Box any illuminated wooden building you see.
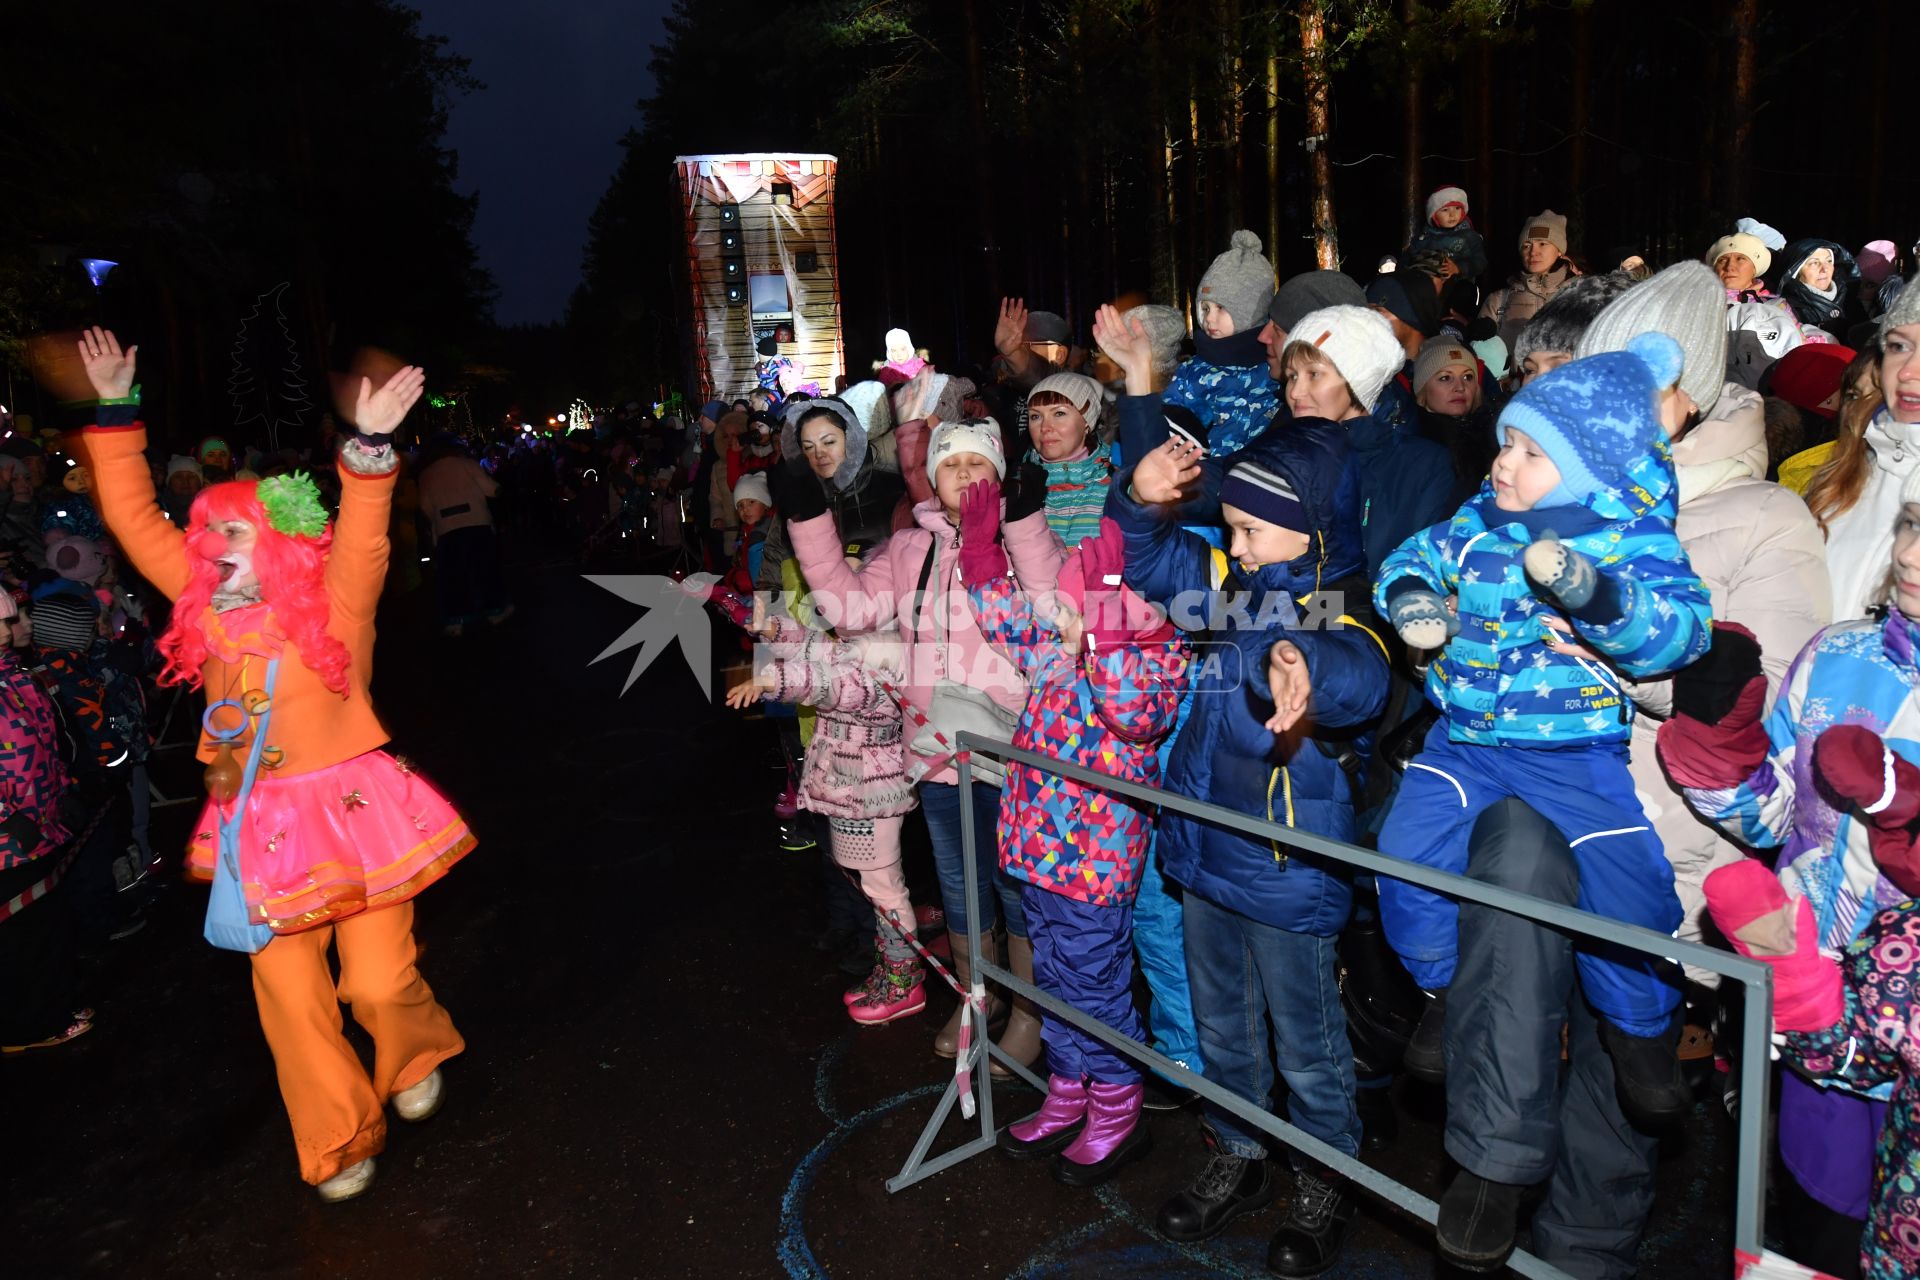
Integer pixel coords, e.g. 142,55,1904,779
672,153,844,404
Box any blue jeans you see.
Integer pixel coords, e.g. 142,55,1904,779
1183,888,1359,1164
918,779,1025,938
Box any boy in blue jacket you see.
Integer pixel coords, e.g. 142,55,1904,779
1372,333,1712,1127
1110,422,1389,1278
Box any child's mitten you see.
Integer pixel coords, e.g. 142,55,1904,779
1522,534,1622,621
1702,860,1844,1033
1656,622,1771,790
1072,519,1164,653
957,478,1009,585
1384,578,1458,651
1812,724,1920,897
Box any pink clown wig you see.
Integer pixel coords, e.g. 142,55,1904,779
158,481,351,695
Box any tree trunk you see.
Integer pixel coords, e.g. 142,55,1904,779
1867,0,1890,224
1726,0,1757,216
1266,42,1281,268
1698,0,1721,213
1145,0,1177,303
1221,0,1245,232
1300,3,1338,269
1569,2,1591,231
960,0,1000,307
1188,80,1204,313
1401,0,1422,245
1472,37,1493,235
1068,7,1090,325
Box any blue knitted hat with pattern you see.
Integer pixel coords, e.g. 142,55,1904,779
1496,332,1683,505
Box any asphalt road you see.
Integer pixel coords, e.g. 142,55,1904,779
4,534,1741,1279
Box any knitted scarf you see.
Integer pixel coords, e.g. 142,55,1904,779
1034,444,1115,546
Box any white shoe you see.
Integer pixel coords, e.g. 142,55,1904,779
392,1067,445,1122
317,1157,376,1202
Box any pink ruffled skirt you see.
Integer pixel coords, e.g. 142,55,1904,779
187,749,475,933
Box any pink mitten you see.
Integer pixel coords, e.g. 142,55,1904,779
957,478,1009,585
1702,860,1845,1033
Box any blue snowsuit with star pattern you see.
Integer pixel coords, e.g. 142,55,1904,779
1370,442,1712,1037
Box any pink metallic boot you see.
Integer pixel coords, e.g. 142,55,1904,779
997,1074,1088,1160
1053,1080,1151,1187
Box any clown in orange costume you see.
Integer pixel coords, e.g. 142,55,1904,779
75,327,475,1203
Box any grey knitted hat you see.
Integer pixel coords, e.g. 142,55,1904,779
1514,272,1637,367
1268,270,1367,336
1198,230,1278,333
1576,262,1729,415
1879,271,1920,337
1128,304,1189,375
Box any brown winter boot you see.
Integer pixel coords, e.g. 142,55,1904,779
933,929,1007,1058
991,933,1045,1079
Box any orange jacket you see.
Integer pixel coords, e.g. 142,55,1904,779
78,411,393,776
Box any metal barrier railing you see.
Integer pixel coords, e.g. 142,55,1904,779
886,732,1776,1280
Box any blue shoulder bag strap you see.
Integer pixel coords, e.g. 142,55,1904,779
204,658,280,954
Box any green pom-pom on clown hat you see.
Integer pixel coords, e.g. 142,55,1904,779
256,472,329,538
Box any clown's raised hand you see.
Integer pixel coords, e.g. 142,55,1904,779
77,326,138,400
353,365,427,437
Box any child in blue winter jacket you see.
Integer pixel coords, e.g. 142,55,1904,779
1109,420,1391,1277
957,499,1188,1188
1161,230,1283,454
1372,332,1713,1127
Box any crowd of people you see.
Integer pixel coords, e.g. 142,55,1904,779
7,193,1918,1280
699,199,1920,1280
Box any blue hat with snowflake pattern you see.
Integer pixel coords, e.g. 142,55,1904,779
1496,332,1683,506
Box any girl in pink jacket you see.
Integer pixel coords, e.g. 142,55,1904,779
726,614,924,1025
784,417,1060,1070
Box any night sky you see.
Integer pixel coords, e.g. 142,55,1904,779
413,0,676,327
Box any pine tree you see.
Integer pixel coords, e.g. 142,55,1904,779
227,282,314,451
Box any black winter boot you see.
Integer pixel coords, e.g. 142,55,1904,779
1435,1168,1525,1272
1155,1150,1277,1242
1266,1170,1357,1278
1402,988,1448,1083
1598,1016,1690,1128
1355,1083,1398,1152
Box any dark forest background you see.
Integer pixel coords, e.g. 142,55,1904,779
1,0,1910,444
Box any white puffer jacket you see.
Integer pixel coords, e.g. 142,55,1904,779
1823,406,1920,622
1623,385,1834,984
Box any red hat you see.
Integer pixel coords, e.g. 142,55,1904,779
1766,342,1856,420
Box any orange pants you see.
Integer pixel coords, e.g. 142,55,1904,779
248,900,463,1184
